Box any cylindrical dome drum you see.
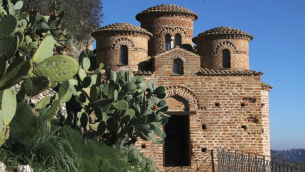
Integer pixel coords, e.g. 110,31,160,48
91,23,152,71
193,26,253,70
136,4,198,56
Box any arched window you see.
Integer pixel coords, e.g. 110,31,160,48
120,45,128,65
173,59,183,74
174,34,181,47
165,34,171,51
222,49,231,68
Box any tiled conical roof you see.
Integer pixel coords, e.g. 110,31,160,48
91,23,153,37
193,26,253,42
136,4,198,21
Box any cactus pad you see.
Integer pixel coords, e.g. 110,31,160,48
112,100,128,110
23,76,50,97
0,110,3,135
0,35,19,60
33,55,79,82
0,88,16,124
0,15,17,39
0,59,33,91
34,96,52,110
45,100,60,119
0,57,7,77
32,36,54,64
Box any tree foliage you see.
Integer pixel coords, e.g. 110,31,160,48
19,0,104,41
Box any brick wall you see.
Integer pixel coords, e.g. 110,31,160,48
195,39,250,70
140,15,196,56
134,49,271,171
95,34,150,71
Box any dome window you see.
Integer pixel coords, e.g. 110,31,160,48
222,49,231,68
165,34,171,51
174,34,181,47
120,45,128,65
173,59,183,75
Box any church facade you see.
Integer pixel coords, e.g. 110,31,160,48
92,4,272,171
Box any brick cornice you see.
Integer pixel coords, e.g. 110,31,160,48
261,82,273,91
154,47,201,58
198,68,263,76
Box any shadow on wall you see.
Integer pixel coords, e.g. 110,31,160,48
181,44,193,51
138,61,152,71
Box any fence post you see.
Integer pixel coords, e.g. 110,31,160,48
241,151,244,172
211,150,215,172
255,154,258,171
263,155,266,172
248,152,251,171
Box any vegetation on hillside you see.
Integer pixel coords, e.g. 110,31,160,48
12,0,103,41
271,149,305,169
0,0,165,171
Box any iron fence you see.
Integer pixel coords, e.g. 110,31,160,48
165,150,215,172
217,149,305,172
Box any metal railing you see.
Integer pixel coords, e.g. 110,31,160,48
165,150,215,172
217,149,305,172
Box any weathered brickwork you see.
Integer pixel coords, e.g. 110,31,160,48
194,39,250,70
140,16,195,56
92,4,272,171
95,35,150,71
134,49,271,171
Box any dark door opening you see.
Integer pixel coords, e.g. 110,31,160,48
164,115,190,166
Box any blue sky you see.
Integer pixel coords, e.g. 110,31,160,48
96,0,305,150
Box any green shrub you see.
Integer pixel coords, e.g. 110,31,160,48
1,102,80,172
62,126,129,172
116,143,156,172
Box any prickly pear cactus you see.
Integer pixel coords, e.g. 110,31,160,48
60,50,169,145
0,88,16,146
0,0,78,147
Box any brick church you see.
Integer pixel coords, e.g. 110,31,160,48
91,4,272,171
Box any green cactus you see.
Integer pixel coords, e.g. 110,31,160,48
34,96,53,110
23,76,50,97
0,88,16,125
60,50,169,145
0,1,78,147
0,88,16,147
0,14,17,38
32,36,54,64
33,55,79,82
0,59,33,91
0,35,19,60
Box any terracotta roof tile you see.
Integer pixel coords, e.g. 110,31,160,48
261,82,273,91
193,26,253,42
136,4,198,21
198,68,263,76
133,70,153,76
91,23,153,37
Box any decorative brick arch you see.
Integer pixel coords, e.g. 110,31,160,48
168,54,187,64
158,27,186,37
213,41,237,54
165,85,200,110
112,38,134,50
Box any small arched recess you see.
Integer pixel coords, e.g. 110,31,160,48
222,49,231,68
